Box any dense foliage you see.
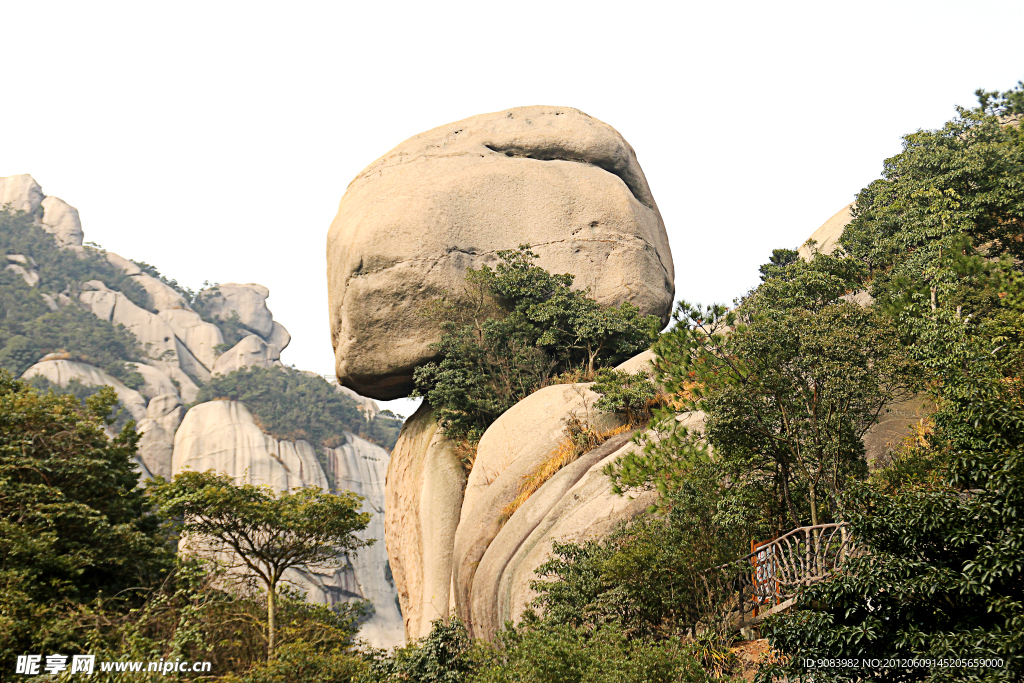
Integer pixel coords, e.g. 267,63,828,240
839,82,1024,310
0,207,150,310
607,252,921,542
197,366,404,455
0,373,171,671
413,246,659,444
756,83,1024,682
0,372,374,681
0,245,146,384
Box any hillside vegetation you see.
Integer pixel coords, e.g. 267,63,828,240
198,366,403,453
2,81,1022,682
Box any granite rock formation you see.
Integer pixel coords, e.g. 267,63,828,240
386,353,660,640
327,106,675,400
2,174,402,648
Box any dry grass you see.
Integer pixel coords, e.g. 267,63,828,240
454,439,479,474
500,422,634,523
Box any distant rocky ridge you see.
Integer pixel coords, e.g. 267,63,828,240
0,174,404,648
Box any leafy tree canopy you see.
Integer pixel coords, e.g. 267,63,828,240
0,372,171,664
413,246,659,444
149,470,372,659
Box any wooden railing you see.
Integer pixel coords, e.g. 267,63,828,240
712,523,858,625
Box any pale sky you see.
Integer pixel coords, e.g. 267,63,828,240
2,1,1022,417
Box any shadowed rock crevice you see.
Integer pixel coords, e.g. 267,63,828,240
482,142,656,211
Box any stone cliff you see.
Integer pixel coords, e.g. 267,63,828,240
1,174,404,648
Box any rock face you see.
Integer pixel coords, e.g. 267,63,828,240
384,404,467,639
798,203,853,259
173,401,405,647
137,394,185,479
327,105,675,400
211,335,281,375
39,196,84,248
159,309,225,372
202,283,275,338
387,353,661,641
0,174,44,213
80,282,180,365
452,381,631,639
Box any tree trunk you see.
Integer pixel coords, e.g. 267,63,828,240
809,482,819,527
267,582,277,661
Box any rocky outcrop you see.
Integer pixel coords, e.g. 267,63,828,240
39,196,84,248
21,359,148,422
266,321,291,354
385,405,467,639
80,282,180,366
159,309,224,371
327,106,675,400
6,255,39,286
172,401,404,647
129,362,181,400
103,251,191,312
0,174,44,213
211,334,281,375
451,382,626,638
386,351,664,641
798,203,853,260
201,283,275,338
137,394,185,479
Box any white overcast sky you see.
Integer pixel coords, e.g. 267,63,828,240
2,1,1022,417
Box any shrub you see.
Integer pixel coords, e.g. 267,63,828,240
413,246,658,445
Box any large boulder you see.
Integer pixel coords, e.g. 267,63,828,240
200,283,275,338
384,404,467,639
39,196,84,248
327,106,675,400
0,174,44,213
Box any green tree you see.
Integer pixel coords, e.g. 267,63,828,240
413,246,658,444
759,309,1024,682
840,82,1024,309
610,255,921,532
0,372,171,670
149,471,372,660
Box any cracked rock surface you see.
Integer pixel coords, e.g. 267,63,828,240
327,105,675,400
